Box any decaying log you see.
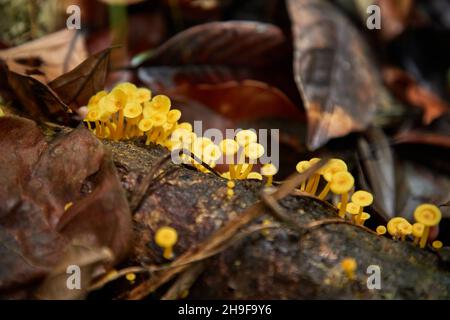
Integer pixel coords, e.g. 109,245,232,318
101,139,450,299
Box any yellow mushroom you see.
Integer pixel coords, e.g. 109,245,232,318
235,130,257,147
359,212,371,226
412,222,424,246
237,142,264,179
330,172,355,218
397,220,412,241
295,161,310,191
318,159,347,200
125,273,136,282
432,240,443,250
376,225,387,236
247,172,263,180
345,202,360,223
341,257,357,280
351,190,374,225
305,158,321,194
219,139,239,179
387,217,409,240
260,163,278,186
155,226,178,260
414,204,442,248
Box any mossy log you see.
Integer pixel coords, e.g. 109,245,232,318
103,139,450,300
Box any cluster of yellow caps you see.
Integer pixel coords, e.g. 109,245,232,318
83,83,187,145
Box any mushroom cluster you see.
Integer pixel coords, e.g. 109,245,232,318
379,204,443,248
83,83,187,147
295,158,373,225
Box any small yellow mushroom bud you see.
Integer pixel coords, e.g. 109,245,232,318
227,188,234,198
432,240,443,250
125,273,136,282
414,204,442,248
260,163,278,186
341,257,357,280
376,225,387,236
155,226,178,260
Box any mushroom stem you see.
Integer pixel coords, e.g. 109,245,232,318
239,163,253,179
338,192,348,219
163,246,173,260
234,150,246,178
305,174,318,193
310,175,320,195
318,182,330,199
356,207,363,224
419,226,430,248
266,175,273,186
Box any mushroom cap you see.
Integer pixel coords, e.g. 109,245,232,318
247,172,263,180
295,161,310,173
167,109,181,123
346,202,360,215
387,217,408,236
329,172,354,194
150,112,167,127
152,94,171,111
351,190,373,207
138,118,153,132
235,130,257,147
376,225,387,235
412,222,425,237
323,159,347,181
177,122,193,132
123,101,143,118
414,204,442,227
341,258,357,272
397,221,412,235
244,142,264,160
114,82,137,96
219,139,239,156
261,163,278,176
155,226,178,247
135,87,152,103
88,90,108,107
360,212,371,221
432,241,443,249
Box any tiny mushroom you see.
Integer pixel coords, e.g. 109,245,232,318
387,217,409,240
359,212,371,226
351,190,373,225
414,204,442,248
295,161,310,191
330,171,355,218
412,223,425,246
261,163,278,186
345,202,360,223
376,225,387,236
341,257,357,280
155,226,178,260
432,241,443,250
318,158,347,200
397,220,412,241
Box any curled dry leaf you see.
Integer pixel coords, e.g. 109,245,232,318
0,116,132,298
1,48,111,123
0,29,87,83
383,67,450,125
133,21,286,68
49,48,112,111
287,0,385,150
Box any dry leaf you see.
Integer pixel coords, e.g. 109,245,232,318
134,21,286,68
0,29,87,83
287,0,385,150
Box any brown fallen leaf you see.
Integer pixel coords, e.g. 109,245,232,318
0,29,87,84
160,80,304,122
49,48,112,111
383,66,450,125
133,21,287,68
287,0,386,150
0,116,132,298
